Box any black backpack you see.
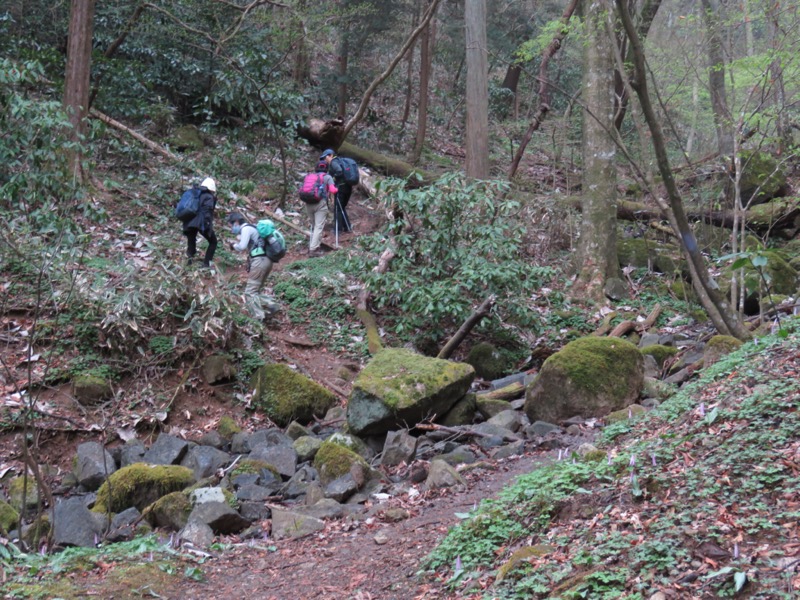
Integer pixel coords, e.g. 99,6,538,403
336,157,360,186
175,185,201,222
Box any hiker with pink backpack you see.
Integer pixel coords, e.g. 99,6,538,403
298,160,338,256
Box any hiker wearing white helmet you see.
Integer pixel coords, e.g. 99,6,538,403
227,212,282,321
183,177,218,269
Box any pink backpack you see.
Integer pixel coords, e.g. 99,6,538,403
298,172,327,203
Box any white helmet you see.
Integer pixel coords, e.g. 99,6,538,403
200,177,216,192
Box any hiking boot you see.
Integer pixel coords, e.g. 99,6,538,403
264,304,282,317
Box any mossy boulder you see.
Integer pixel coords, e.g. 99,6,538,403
747,197,800,230
217,416,241,440
313,440,370,485
347,348,475,436
250,363,338,427
72,374,113,406
168,124,204,151
736,150,787,205
0,499,19,534
466,342,506,380
496,545,556,582
524,336,644,424
640,344,678,367
228,459,280,481
144,491,192,530
8,476,39,513
202,354,236,384
721,251,798,298
704,335,744,368
476,397,512,419
617,238,684,275
93,463,196,513
606,404,646,424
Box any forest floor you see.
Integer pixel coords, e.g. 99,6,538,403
1,188,560,599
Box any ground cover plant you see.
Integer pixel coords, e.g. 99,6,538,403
424,321,800,599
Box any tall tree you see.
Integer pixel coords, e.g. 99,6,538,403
465,0,489,178
409,2,437,164
63,0,96,180
572,0,619,301
700,0,733,156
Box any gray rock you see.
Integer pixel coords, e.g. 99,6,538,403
181,446,231,480
487,410,522,433
249,444,298,479
658,334,674,346
190,487,227,505
638,333,661,349
424,459,466,490
238,502,271,522
142,433,189,465
105,507,141,542
180,520,215,548
475,397,512,419
198,431,224,449
604,277,628,301
491,440,525,459
284,465,319,499
473,422,517,440
230,431,251,454
188,501,250,535
72,375,113,406
235,484,274,502
75,442,117,491
324,474,358,503
53,497,103,548
641,398,661,409
325,432,375,460
524,421,563,439
285,421,311,440
380,430,418,467
489,372,529,390
120,439,146,468
298,498,351,520
439,394,477,427
271,508,325,539
346,348,475,436
232,473,260,489
438,446,478,466
304,482,325,506
293,436,323,462
642,354,660,379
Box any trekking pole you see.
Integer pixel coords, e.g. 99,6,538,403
334,197,339,248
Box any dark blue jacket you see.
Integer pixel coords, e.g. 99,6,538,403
183,189,216,233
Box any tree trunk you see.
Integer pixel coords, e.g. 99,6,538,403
337,35,349,118
616,0,750,340
465,0,489,179
400,0,421,132
500,63,521,118
701,0,734,156
409,2,436,165
63,0,96,180
293,3,311,88
572,0,618,302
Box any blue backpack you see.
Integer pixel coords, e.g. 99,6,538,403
175,185,201,222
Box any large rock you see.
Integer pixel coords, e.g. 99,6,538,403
188,501,250,535
93,463,195,513
180,446,231,480
53,497,104,548
313,440,371,486
72,374,113,406
75,442,117,491
524,336,644,424
142,433,189,466
202,354,236,384
271,508,325,539
250,364,338,427
346,348,475,436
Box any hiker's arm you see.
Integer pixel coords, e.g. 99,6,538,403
232,228,250,252
324,174,338,195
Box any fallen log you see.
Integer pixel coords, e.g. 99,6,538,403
416,422,520,443
475,381,524,401
437,295,495,359
90,109,180,162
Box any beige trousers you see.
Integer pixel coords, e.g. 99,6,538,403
245,256,276,320
304,199,328,251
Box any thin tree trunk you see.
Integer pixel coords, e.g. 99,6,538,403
701,0,733,156
465,0,489,179
508,0,579,179
409,2,436,165
436,295,495,359
400,0,421,132
616,0,750,340
63,0,96,181
337,35,349,118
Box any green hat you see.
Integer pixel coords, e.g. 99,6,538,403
257,219,276,236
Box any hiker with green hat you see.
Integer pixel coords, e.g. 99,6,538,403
227,212,281,321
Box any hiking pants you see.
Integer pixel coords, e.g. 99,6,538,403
245,255,276,320
304,199,328,252
185,226,218,265
334,184,353,232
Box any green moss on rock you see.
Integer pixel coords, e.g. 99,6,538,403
524,336,644,423
93,463,195,513
313,440,369,485
8,476,39,512
606,404,646,424
466,342,506,380
72,373,113,406
440,394,477,426
145,491,191,529
0,499,19,534
704,335,744,368
640,344,678,367
737,150,787,204
347,348,475,436
228,459,279,480
496,545,556,582
250,363,337,427
217,416,241,440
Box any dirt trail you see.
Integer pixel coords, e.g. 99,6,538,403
169,451,549,600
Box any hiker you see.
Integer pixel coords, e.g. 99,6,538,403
226,212,281,321
320,149,358,233
300,161,338,256
183,177,218,268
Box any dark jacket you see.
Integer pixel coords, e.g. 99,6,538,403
183,189,216,233
327,157,346,185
